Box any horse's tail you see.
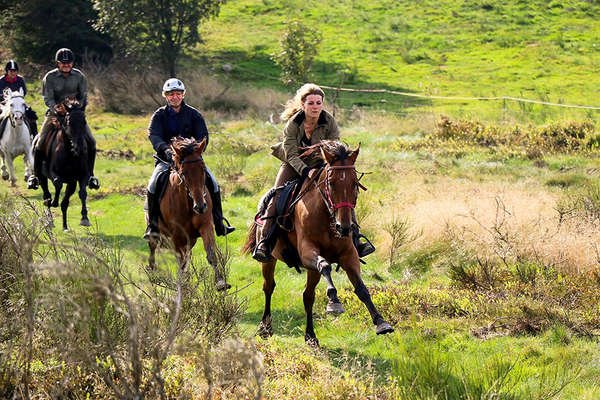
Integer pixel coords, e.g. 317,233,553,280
241,222,258,255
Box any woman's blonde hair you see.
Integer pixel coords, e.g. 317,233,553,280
280,83,325,121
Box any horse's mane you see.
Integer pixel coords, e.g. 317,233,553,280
299,140,351,162
66,108,86,133
171,137,200,160
0,102,8,120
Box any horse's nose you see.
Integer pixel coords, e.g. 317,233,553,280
336,223,351,237
193,201,207,214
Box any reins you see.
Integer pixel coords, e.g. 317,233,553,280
174,155,207,201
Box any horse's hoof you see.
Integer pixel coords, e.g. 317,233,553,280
80,218,91,227
256,316,273,339
326,301,345,314
376,321,394,335
50,200,59,208
63,227,69,233
305,335,320,348
215,279,231,291
1,174,8,181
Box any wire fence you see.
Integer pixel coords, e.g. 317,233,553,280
232,64,600,111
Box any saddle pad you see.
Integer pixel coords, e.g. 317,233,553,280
0,116,8,141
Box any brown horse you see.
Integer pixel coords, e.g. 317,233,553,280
243,140,393,346
148,137,230,291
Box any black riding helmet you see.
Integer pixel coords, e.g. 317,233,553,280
5,60,18,72
55,48,74,63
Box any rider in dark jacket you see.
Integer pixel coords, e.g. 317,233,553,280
143,78,235,240
0,60,38,137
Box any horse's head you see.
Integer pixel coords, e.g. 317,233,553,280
316,141,362,237
65,107,87,156
172,136,208,215
3,88,26,127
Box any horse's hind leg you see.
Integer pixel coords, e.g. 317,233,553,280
23,145,33,182
78,180,90,226
303,269,322,347
257,259,276,339
60,182,77,231
339,254,394,335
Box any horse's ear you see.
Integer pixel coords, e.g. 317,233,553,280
320,146,335,164
18,88,24,97
197,137,207,153
348,143,360,164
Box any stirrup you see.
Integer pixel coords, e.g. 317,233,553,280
252,242,273,262
355,234,376,258
88,176,100,190
143,225,160,241
215,217,236,236
27,176,39,190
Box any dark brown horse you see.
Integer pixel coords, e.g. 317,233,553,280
147,137,230,291
243,140,393,346
35,103,91,231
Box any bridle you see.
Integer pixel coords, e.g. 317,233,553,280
7,94,24,128
317,162,368,217
174,155,207,201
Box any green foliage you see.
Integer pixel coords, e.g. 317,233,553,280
271,20,322,87
92,0,227,75
0,0,112,64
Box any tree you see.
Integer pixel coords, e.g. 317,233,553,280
92,0,227,76
0,0,112,65
271,20,322,87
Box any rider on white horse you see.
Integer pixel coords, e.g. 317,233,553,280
0,87,33,186
0,60,38,137
27,48,99,191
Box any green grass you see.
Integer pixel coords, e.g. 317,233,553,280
195,0,600,124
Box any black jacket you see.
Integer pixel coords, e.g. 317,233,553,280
0,75,27,96
148,102,209,161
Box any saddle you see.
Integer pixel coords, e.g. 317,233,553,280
255,178,302,232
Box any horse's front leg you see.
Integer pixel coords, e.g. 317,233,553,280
199,225,230,291
339,253,394,335
299,247,343,314
60,182,77,231
78,178,90,226
298,247,340,345
0,151,8,181
5,155,16,186
51,177,63,208
23,145,33,182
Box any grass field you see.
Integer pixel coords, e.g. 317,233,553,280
2,0,600,397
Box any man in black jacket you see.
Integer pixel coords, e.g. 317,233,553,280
144,78,235,240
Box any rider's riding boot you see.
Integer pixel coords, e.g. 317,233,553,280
86,139,100,190
352,225,376,258
143,192,161,241
27,149,43,190
211,190,235,236
252,200,277,262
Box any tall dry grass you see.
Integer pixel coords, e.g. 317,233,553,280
368,177,600,274
86,62,287,118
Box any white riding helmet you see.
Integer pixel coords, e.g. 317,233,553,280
162,78,185,94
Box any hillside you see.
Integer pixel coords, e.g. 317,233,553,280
199,0,600,122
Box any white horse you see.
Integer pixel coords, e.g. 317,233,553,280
0,88,33,187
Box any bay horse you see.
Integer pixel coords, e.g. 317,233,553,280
0,88,33,187
35,101,92,231
147,136,231,291
243,140,393,346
